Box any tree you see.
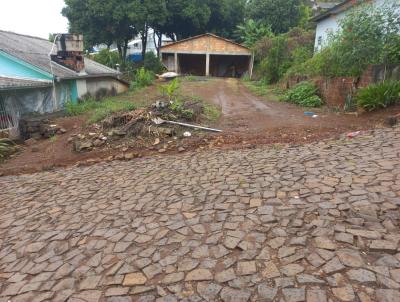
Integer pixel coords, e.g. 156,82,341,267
236,19,273,47
62,0,136,61
246,0,304,34
205,0,246,39
333,1,400,76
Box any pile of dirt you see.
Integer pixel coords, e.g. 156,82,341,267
70,98,211,154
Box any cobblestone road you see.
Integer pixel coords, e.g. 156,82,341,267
1,127,400,302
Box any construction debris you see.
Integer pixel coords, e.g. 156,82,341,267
152,117,222,133
71,98,219,154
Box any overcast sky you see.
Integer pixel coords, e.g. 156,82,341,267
0,0,69,38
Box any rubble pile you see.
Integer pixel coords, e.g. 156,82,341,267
20,116,66,139
70,99,209,154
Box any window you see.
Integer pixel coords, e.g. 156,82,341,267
0,95,12,130
317,36,323,46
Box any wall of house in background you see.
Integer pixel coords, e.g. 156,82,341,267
314,0,400,52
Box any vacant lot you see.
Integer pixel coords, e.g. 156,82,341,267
1,78,399,175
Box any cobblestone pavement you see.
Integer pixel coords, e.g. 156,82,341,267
1,127,400,302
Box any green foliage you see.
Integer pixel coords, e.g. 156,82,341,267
254,28,315,83
284,82,323,107
246,0,305,34
65,97,136,124
158,79,180,101
63,0,135,60
236,19,273,47
356,81,400,111
143,52,164,74
131,68,155,90
169,99,194,120
242,80,282,101
296,2,400,78
92,49,122,69
0,138,16,160
203,102,221,121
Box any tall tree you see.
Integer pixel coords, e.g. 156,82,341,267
246,0,304,34
205,0,246,39
62,0,135,61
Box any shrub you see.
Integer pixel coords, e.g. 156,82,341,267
144,52,164,74
254,28,315,83
158,78,180,102
92,49,122,69
0,138,16,160
356,81,400,111
284,82,323,107
131,68,155,90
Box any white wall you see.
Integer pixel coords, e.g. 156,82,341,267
76,79,88,98
86,78,128,96
314,0,399,52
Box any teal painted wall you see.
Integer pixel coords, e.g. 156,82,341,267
69,80,78,103
0,52,53,80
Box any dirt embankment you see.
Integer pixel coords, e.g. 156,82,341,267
1,78,399,176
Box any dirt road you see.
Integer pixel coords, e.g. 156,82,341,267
184,78,394,135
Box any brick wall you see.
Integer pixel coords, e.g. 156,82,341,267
283,64,400,109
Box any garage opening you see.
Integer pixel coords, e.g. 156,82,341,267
178,54,206,76
210,55,251,78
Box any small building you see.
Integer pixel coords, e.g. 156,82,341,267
312,0,399,52
0,30,129,133
160,33,253,78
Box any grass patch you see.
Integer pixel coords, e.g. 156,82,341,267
242,80,282,102
66,97,136,124
203,102,222,122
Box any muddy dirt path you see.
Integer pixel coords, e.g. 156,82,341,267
182,78,398,137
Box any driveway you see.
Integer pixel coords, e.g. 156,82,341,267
0,126,399,301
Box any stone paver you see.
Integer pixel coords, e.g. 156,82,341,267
0,127,400,301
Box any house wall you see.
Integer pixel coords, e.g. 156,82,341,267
0,51,52,80
86,78,129,97
314,0,399,52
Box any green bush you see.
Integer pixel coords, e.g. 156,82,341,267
284,82,323,107
356,81,400,111
254,28,315,83
0,138,16,160
144,52,164,74
131,67,155,90
158,78,180,101
92,49,122,69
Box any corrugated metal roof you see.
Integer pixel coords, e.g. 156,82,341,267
0,76,53,90
311,0,365,22
0,30,121,80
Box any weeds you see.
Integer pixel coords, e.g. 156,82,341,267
158,79,180,102
356,81,400,111
242,79,282,101
203,102,221,122
49,135,58,143
65,97,136,124
0,138,16,161
131,68,155,91
283,82,323,107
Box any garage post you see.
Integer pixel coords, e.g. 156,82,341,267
174,53,178,73
206,53,210,76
